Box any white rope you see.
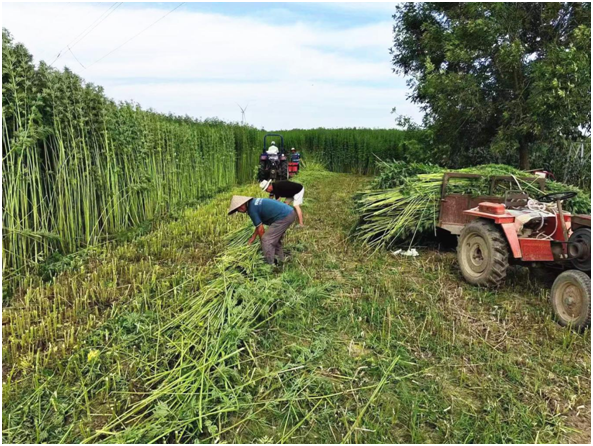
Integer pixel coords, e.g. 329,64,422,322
526,199,554,215
525,198,557,239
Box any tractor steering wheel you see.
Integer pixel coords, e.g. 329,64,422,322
538,191,577,203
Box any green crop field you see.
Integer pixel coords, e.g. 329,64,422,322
2,30,591,444
3,166,590,444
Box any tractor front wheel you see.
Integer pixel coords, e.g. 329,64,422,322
457,219,510,288
550,270,591,329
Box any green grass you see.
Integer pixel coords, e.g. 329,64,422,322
3,167,590,443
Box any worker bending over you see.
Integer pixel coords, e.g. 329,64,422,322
260,179,305,226
228,196,296,265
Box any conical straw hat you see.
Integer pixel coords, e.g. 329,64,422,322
228,195,252,215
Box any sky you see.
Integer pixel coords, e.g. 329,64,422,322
2,2,421,130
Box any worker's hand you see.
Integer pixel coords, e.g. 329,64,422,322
247,236,256,245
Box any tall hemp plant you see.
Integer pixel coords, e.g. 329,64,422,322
2,30,258,288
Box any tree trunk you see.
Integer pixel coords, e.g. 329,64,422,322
519,143,529,170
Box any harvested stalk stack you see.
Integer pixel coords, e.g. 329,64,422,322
354,162,591,250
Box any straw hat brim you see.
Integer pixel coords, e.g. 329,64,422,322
228,195,252,215
259,180,272,191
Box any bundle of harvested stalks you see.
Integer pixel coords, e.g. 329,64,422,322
370,159,442,189
355,162,591,250
85,231,297,443
225,224,254,247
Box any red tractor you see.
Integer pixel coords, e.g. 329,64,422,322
437,173,591,329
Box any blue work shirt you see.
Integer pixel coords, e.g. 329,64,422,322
291,152,301,162
247,198,293,227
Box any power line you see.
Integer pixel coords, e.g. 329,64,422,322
87,2,185,69
68,47,86,69
69,2,122,49
49,2,122,67
66,2,118,46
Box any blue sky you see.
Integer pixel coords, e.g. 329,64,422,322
121,2,397,27
2,2,420,129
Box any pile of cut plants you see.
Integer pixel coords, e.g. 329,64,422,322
3,229,298,444
354,160,591,250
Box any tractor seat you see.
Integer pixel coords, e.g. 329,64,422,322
506,208,556,233
504,191,529,210
502,191,560,232
506,208,552,220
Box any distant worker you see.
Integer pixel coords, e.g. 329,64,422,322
267,141,279,155
291,147,305,171
260,179,305,227
290,147,301,164
228,196,296,265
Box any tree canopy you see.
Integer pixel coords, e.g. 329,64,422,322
391,2,591,169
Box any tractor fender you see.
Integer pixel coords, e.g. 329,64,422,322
500,222,521,258
463,211,521,259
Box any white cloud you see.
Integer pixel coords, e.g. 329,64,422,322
2,2,420,129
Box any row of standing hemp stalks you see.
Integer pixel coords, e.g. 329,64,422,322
2,31,417,290
276,128,423,175
3,31,261,287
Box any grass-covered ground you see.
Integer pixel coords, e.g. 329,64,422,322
3,167,590,443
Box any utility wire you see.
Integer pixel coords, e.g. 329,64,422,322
69,2,122,49
49,2,122,67
87,2,185,69
68,47,86,69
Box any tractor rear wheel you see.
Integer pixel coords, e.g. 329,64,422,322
257,164,267,181
457,219,510,287
280,161,288,180
569,227,591,272
550,270,591,329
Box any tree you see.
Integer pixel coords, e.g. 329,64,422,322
391,3,591,169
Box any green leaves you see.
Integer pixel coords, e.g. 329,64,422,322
391,2,591,170
272,128,431,174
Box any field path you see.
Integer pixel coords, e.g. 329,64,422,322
225,168,591,443
3,168,590,444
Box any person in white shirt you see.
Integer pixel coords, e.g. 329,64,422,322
267,141,279,155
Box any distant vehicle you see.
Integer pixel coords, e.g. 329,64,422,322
258,133,288,181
